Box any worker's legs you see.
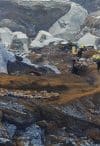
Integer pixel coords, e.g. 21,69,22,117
97,61,100,72
72,66,79,75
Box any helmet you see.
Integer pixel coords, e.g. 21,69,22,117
80,44,85,48
92,54,100,60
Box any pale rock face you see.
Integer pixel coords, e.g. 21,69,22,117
0,27,13,48
0,27,29,54
78,32,99,49
30,30,64,48
49,2,88,41
13,31,29,53
30,30,52,48
0,42,16,73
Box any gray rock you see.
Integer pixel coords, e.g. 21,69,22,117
0,0,70,37
0,19,26,32
16,124,44,146
4,122,16,138
49,2,88,41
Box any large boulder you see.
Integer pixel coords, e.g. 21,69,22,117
0,0,71,37
49,2,88,41
0,27,13,48
0,42,16,73
30,30,64,48
78,32,100,49
0,27,29,53
11,31,29,54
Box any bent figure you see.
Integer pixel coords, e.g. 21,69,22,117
77,49,83,58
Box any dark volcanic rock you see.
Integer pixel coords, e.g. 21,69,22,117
0,95,44,146
7,60,41,76
0,96,37,126
0,93,99,145
61,94,100,126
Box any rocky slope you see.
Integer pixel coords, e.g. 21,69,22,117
0,1,100,146
0,72,99,146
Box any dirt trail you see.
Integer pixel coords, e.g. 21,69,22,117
0,68,100,105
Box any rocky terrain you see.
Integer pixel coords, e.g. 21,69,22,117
0,0,100,146
0,45,100,146
0,0,99,49
0,70,99,146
